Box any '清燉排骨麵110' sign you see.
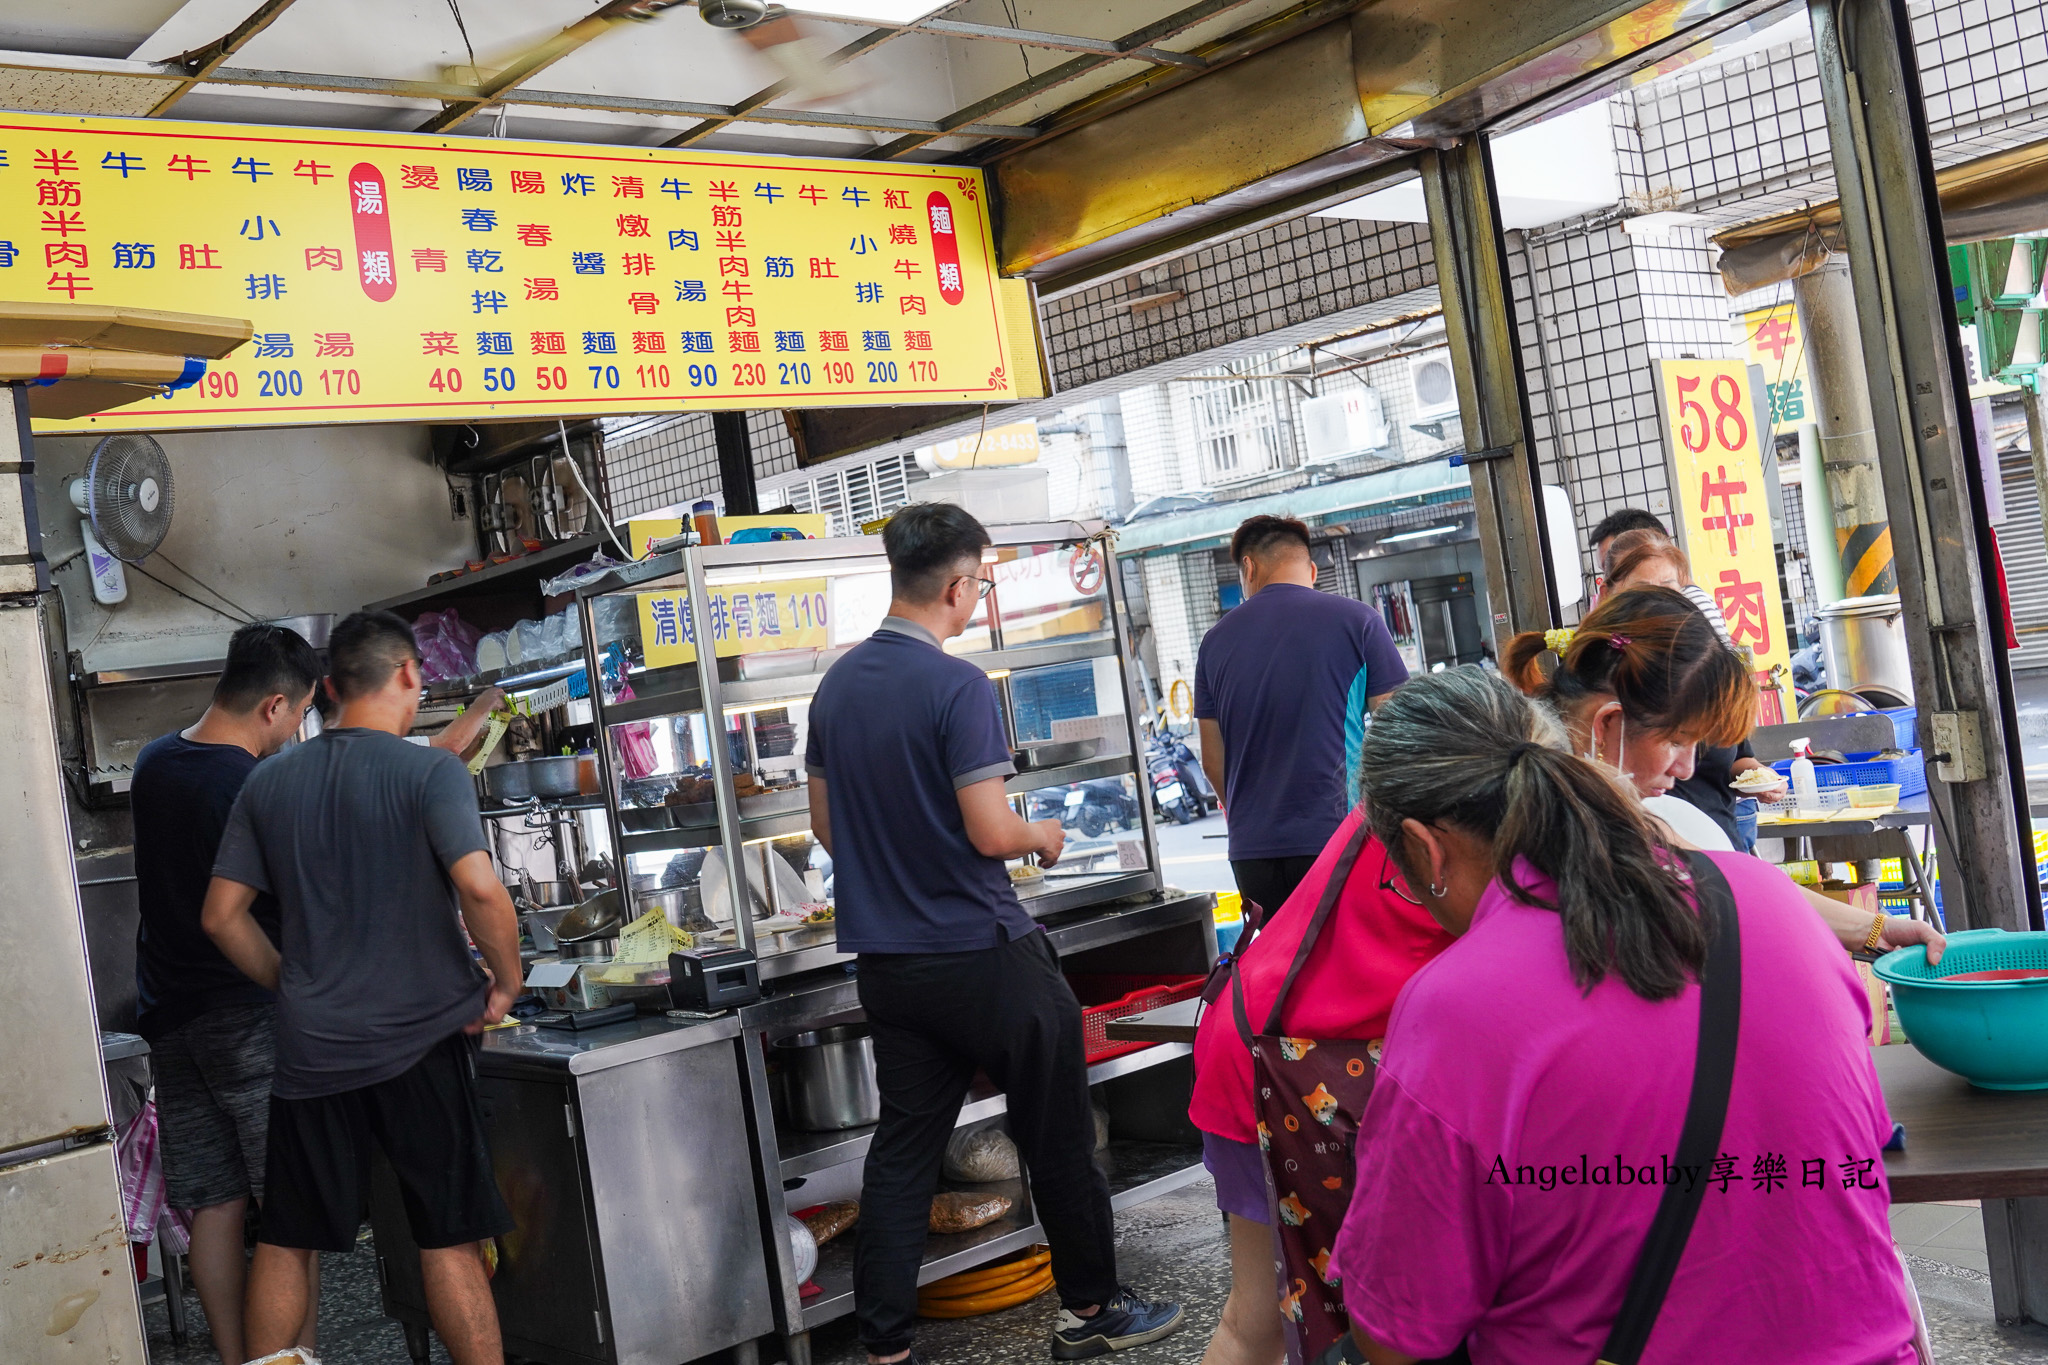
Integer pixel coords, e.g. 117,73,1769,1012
6,112,1045,431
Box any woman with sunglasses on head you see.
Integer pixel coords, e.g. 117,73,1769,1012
1327,669,1920,1363
1502,586,1944,962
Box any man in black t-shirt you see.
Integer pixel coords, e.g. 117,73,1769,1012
205,611,521,1365
132,623,322,1365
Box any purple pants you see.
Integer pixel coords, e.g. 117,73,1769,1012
1202,1130,1270,1224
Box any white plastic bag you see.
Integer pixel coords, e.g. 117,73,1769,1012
944,1123,1021,1182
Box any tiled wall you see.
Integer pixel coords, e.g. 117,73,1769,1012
1038,216,1435,394
604,409,799,520
1631,0,2048,230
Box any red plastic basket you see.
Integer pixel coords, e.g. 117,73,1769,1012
1068,973,1205,1064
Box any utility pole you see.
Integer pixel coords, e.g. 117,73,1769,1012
1793,258,1897,598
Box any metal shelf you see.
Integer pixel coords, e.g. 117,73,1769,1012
1020,870,1161,919
966,635,1119,675
600,672,704,724
758,939,853,982
1100,1139,1207,1212
365,535,605,615
800,1183,1040,1331
1007,753,1137,794
424,654,586,703
774,1043,1191,1180
790,1135,1200,1331
619,808,812,855
479,795,606,820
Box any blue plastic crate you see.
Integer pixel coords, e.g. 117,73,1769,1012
1771,750,1928,799
1878,706,1917,751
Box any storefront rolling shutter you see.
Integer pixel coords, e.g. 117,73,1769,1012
2000,448,2048,671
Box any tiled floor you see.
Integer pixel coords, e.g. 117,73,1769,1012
143,1183,2048,1365
1896,1199,1993,1276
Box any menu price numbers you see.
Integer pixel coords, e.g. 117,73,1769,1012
733,362,767,388
908,360,938,383
535,365,571,390
687,363,719,388
778,362,812,386
868,361,899,384
635,364,671,388
589,364,621,390
428,367,463,393
319,368,361,396
199,370,239,399
1674,372,1750,455
786,590,827,631
256,368,304,398
482,367,517,393
821,361,855,385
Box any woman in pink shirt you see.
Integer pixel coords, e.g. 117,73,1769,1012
1188,811,1453,1364
1330,668,1916,1363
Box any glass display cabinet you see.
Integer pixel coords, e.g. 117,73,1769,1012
572,521,1165,984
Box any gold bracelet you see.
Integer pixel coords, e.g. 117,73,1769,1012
1861,913,1888,952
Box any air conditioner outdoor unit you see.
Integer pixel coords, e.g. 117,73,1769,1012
1409,352,1460,421
1300,389,1391,462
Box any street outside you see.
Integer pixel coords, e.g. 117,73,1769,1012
1150,807,1237,895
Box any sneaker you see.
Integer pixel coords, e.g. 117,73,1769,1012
1050,1287,1185,1359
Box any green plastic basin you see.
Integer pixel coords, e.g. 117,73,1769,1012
1873,929,2048,1090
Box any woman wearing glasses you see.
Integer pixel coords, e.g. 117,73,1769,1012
1189,805,1453,1365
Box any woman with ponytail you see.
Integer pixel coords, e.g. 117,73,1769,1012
1502,586,1944,962
1328,670,1919,1364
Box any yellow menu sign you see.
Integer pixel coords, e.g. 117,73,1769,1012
1654,359,1793,725
1737,302,1810,429
637,576,828,669
4,112,1041,431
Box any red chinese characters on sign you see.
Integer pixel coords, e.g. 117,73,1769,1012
1713,569,1772,654
1752,316,1794,362
927,192,963,306
1699,466,1754,557
348,163,396,302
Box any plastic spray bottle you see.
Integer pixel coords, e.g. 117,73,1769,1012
1789,737,1821,816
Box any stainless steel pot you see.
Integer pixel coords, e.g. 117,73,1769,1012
482,755,584,801
523,755,584,798
1818,594,1913,704
636,888,687,928
774,1025,881,1131
480,762,533,802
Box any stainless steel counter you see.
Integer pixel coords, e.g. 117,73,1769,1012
374,1011,773,1365
477,1010,741,1078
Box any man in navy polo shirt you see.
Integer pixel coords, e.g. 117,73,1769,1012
1196,515,1409,919
807,502,1182,1365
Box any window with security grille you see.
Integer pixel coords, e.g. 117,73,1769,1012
771,453,924,536
1193,360,1290,485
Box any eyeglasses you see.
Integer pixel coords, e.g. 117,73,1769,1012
1378,847,1423,906
954,574,997,600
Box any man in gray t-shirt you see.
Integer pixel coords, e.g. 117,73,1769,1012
204,610,519,1365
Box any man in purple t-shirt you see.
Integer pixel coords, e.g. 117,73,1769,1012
1195,515,1408,917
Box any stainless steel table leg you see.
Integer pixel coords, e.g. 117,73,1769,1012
787,1329,814,1365
733,1336,761,1365
1983,1197,2048,1325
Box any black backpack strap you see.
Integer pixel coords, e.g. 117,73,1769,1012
1595,850,1743,1365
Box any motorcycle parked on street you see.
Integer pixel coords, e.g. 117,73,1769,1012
1147,743,1201,825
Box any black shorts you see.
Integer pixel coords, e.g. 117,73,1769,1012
152,1002,276,1209
259,1031,513,1253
